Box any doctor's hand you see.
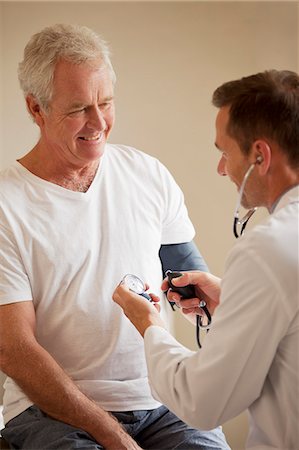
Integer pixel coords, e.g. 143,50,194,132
112,284,166,337
161,271,222,319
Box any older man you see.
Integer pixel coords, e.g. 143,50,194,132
0,24,229,450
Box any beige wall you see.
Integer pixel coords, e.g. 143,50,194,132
0,1,298,448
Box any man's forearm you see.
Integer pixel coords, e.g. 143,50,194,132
2,338,138,449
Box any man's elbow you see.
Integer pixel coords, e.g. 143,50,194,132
156,388,223,432
190,415,221,431
174,404,222,432
0,342,13,375
0,340,29,377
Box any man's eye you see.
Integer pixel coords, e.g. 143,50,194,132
70,108,86,115
100,102,111,110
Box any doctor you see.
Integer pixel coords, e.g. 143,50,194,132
113,70,299,450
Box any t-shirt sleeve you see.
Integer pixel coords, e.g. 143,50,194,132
0,217,32,305
158,162,195,244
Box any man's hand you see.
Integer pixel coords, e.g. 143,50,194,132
112,284,165,337
161,271,221,319
104,424,143,450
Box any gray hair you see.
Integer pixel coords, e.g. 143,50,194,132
18,23,116,112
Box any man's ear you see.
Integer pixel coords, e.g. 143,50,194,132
252,140,271,175
26,95,46,126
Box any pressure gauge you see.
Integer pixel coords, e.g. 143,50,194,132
120,274,151,301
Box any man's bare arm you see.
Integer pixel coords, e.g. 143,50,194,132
0,301,141,450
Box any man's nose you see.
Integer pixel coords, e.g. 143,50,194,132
87,107,106,130
217,156,227,176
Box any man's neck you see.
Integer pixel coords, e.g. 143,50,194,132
18,145,100,193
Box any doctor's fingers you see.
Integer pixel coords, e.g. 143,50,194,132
167,290,200,309
113,284,137,307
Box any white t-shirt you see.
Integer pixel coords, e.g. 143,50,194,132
144,186,299,450
0,144,195,424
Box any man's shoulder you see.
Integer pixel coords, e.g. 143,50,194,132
230,206,297,270
0,162,17,177
0,163,20,190
107,143,160,166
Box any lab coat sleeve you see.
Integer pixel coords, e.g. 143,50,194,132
144,240,288,430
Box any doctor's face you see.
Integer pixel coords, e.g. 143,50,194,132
214,106,255,209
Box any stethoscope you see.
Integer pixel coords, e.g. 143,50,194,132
233,156,262,238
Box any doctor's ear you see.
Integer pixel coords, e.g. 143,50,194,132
253,140,271,173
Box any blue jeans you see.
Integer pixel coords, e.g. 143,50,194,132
1,405,230,449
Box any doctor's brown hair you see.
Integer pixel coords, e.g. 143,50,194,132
212,70,299,168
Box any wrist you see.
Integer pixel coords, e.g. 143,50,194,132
90,415,128,447
137,314,165,337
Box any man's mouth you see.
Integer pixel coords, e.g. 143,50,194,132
79,132,104,141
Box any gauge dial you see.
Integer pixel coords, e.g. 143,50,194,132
121,274,146,294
